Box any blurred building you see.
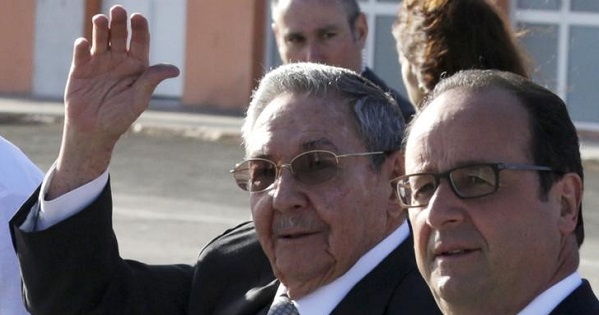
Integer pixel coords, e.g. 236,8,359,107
1,0,598,125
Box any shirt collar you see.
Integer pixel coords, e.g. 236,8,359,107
517,272,582,315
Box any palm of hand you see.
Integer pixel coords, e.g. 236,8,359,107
66,46,149,140
46,5,179,198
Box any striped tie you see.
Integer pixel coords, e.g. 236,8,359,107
267,293,299,315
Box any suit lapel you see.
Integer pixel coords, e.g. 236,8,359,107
330,236,418,314
215,279,279,315
549,280,599,315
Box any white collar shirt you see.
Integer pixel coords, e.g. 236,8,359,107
517,272,582,315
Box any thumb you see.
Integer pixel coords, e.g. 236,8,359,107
136,63,180,96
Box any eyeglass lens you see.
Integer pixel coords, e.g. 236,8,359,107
398,164,498,207
232,151,339,192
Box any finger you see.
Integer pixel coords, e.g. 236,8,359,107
91,14,109,54
129,13,150,63
108,5,129,53
133,64,180,110
72,37,91,68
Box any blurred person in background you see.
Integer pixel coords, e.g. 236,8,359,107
392,0,530,107
271,0,416,122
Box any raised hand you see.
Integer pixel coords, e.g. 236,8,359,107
49,5,179,199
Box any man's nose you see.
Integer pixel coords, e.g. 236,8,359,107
303,43,325,63
271,167,306,213
425,181,466,229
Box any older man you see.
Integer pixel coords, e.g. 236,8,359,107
10,6,439,314
394,69,599,314
270,0,415,122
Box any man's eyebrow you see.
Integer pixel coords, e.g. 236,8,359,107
246,139,338,160
417,159,495,173
302,138,338,151
284,31,305,39
284,24,340,37
317,24,340,32
247,151,270,160
452,159,495,168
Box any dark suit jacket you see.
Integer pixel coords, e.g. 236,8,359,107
11,183,440,315
361,67,415,123
549,280,599,315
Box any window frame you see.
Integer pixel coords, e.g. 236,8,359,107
512,0,599,125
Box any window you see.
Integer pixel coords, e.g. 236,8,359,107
361,0,406,96
514,0,599,123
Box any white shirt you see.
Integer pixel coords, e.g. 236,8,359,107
0,136,43,315
20,164,108,232
518,272,582,315
272,222,410,315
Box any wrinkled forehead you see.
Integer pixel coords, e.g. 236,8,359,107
245,92,361,158
406,87,531,171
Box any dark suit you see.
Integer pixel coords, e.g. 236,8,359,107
549,280,599,315
11,183,440,315
361,67,415,123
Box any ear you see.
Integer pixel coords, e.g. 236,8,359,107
385,150,407,220
272,22,287,60
353,13,368,47
390,150,405,180
556,173,583,236
272,22,280,40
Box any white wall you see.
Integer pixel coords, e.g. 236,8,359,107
32,0,185,99
103,0,186,98
33,0,84,98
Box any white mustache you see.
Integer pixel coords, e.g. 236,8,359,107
272,215,320,234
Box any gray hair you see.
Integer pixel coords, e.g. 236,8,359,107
243,62,406,169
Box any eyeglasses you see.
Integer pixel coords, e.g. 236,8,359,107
231,150,384,192
391,163,556,208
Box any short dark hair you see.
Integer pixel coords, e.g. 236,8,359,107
340,0,361,31
417,69,585,246
393,0,530,94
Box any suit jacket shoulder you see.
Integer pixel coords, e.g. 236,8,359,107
10,183,193,315
189,221,277,315
550,280,599,314
361,67,415,123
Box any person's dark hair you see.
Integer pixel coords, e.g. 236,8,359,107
393,0,530,93
340,0,361,33
245,62,405,170
415,69,585,247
